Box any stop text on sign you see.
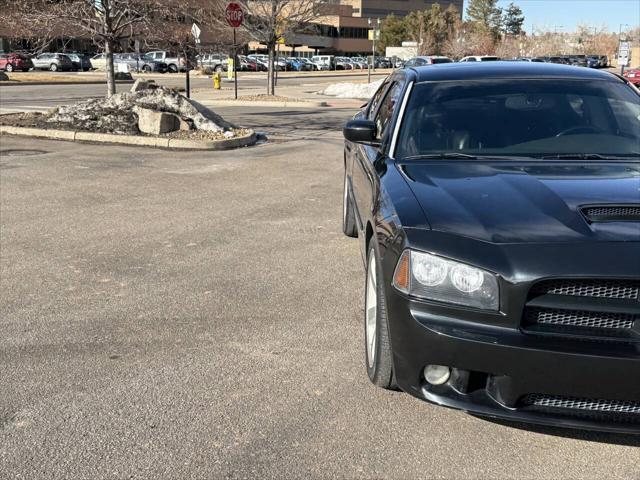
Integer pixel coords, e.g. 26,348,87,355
226,3,245,28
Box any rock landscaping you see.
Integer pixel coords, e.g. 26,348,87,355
0,82,247,140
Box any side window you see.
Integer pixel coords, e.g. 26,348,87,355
416,58,426,66
367,82,388,120
374,83,402,139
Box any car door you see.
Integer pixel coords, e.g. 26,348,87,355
350,80,404,259
33,54,46,69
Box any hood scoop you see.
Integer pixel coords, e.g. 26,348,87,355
581,205,640,223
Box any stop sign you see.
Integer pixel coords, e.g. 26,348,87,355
225,3,245,28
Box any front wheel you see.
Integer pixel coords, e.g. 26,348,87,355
6,63,13,72
364,243,396,389
49,63,58,72
143,65,152,73
168,64,178,73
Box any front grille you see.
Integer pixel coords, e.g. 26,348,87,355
522,394,640,415
581,205,640,222
523,279,640,342
526,308,635,330
531,279,639,300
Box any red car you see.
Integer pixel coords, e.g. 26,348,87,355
623,67,640,85
0,53,33,72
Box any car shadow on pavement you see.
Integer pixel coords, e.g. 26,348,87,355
238,108,354,134
474,416,640,446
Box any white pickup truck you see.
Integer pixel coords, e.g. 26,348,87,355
146,51,185,73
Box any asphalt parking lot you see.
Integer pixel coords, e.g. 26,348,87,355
1,105,640,479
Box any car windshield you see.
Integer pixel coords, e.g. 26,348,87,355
395,79,640,159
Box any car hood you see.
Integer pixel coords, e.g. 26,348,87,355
400,162,640,244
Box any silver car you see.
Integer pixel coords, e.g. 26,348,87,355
114,53,167,73
32,53,74,72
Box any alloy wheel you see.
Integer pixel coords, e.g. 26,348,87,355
365,253,377,368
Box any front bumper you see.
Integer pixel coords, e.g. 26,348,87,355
386,290,640,434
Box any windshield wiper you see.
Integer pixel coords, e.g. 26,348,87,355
538,153,629,160
403,153,483,160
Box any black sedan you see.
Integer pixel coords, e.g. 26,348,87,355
342,62,640,433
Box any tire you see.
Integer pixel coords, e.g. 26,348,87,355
50,63,58,72
214,65,223,73
168,64,178,73
342,170,357,238
143,65,152,73
6,63,13,72
364,242,396,389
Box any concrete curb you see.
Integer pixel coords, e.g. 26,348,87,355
203,99,327,108
0,125,257,150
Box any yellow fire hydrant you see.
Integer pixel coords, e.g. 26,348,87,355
213,72,222,90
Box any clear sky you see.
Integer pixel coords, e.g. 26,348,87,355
482,0,640,33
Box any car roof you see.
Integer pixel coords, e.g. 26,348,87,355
408,61,622,83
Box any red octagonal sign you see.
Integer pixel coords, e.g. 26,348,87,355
225,3,245,28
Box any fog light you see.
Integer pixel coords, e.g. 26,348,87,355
424,365,451,385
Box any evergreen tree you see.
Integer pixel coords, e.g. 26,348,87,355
466,0,502,37
378,14,406,54
502,2,525,36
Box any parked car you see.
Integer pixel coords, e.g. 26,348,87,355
115,53,167,73
311,55,334,70
243,57,266,71
586,55,601,68
197,53,228,72
31,53,73,71
65,53,92,71
341,61,640,434
517,57,545,62
375,57,393,68
459,55,500,62
404,56,453,67
548,56,569,65
146,50,185,72
0,53,33,72
90,53,107,70
623,67,640,85
297,57,320,71
334,57,354,70
568,55,588,67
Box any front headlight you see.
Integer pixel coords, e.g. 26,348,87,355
393,250,499,310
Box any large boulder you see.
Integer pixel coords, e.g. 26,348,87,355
130,79,150,92
134,107,182,134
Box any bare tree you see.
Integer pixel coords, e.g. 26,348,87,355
217,0,326,96
11,0,160,97
0,0,60,54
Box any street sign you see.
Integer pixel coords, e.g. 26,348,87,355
225,3,245,28
618,40,631,67
191,23,201,41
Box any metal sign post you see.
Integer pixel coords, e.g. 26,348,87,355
188,23,202,99
225,3,245,100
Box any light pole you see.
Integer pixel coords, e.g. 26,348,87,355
368,17,380,83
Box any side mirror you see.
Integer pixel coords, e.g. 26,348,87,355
343,119,378,144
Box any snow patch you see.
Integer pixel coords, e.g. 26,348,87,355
321,79,384,99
